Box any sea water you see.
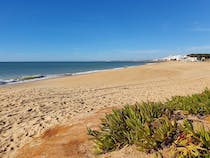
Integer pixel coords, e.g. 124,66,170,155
0,61,153,85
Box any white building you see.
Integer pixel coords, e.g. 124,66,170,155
159,55,198,62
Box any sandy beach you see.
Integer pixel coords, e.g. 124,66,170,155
1,61,210,158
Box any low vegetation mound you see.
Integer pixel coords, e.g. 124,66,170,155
88,89,210,158
187,54,210,60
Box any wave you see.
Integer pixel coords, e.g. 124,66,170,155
0,75,46,85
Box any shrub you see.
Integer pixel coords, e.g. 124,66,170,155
88,102,164,153
137,116,177,153
171,119,210,158
88,89,210,157
165,88,210,115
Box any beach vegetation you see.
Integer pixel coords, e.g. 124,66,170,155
170,119,210,158
87,88,210,157
187,54,210,60
165,88,210,115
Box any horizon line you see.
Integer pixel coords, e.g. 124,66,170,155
0,60,153,62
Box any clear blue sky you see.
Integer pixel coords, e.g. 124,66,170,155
0,0,210,61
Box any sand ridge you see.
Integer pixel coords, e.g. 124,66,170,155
1,61,210,157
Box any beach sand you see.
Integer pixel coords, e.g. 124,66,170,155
1,61,210,158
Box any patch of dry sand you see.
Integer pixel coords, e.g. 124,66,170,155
1,61,210,157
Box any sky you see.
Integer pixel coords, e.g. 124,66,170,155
0,0,210,61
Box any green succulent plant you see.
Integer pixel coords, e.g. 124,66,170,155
87,88,210,157
171,119,210,158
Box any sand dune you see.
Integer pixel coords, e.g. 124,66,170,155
1,61,210,158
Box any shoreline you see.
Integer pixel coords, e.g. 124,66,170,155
1,61,210,158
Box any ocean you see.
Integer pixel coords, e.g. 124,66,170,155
0,61,153,85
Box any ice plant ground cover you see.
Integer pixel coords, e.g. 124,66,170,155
88,88,210,158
